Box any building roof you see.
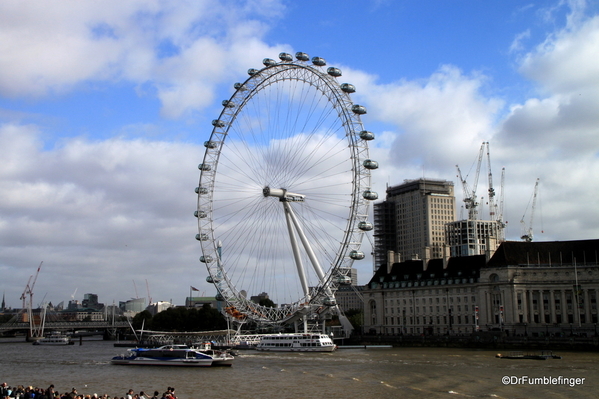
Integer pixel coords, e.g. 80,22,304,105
367,239,599,286
486,239,599,268
368,255,486,286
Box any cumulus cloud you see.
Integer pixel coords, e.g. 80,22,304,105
344,65,503,184
493,5,599,240
0,0,284,117
0,123,204,305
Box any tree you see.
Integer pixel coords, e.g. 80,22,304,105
132,310,153,330
150,305,227,331
259,298,276,308
345,309,363,330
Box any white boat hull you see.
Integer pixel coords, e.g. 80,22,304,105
256,346,336,352
111,357,213,367
256,333,337,352
111,344,234,367
33,336,73,345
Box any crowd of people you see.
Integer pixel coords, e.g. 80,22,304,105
1,383,178,399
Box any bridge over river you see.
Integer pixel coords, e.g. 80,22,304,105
0,320,130,339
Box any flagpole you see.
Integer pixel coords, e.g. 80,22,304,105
189,286,192,307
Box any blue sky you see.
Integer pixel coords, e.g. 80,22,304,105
1,0,599,309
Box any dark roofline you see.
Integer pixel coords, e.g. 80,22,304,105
487,239,599,268
368,255,486,285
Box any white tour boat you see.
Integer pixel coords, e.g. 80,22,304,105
33,332,73,345
256,333,337,352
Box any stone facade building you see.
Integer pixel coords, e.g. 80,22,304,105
364,255,484,335
363,239,599,337
479,239,599,336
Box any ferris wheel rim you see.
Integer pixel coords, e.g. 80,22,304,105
196,53,375,324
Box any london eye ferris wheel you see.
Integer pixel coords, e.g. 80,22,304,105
195,52,378,332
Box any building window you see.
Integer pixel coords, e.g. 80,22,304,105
369,300,377,325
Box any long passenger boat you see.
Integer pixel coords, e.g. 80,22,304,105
111,344,234,367
255,333,337,352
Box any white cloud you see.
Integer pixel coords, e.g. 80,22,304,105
519,15,599,94
0,0,285,117
0,123,206,306
347,65,503,174
494,6,599,240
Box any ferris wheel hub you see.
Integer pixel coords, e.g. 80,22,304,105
263,186,305,202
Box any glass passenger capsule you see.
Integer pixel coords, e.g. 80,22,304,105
336,275,352,285
215,293,225,301
349,250,366,260
359,130,375,140
327,67,341,77
204,141,217,149
206,275,221,284
212,119,225,127
323,297,337,306
358,221,374,231
233,82,246,90
311,56,326,66
199,255,213,263
195,186,208,195
362,190,378,200
195,233,209,241
247,68,260,76
295,52,309,61
351,104,367,114
198,163,211,171
194,210,207,218
222,100,235,108
279,52,293,62
363,159,379,169
340,83,356,93
263,58,277,66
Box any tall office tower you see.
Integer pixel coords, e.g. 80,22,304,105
373,178,456,270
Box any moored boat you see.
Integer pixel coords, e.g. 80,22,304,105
255,333,336,352
496,350,562,360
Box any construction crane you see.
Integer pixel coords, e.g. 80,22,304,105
456,143,485,220
20,261,43,311
145,279,152,305
497,167,506,241
520,178,540,242
20,275,33,311
485,142,497,221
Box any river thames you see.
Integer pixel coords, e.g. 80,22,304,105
1,338,598,399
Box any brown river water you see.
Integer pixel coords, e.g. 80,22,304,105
1,338,598,399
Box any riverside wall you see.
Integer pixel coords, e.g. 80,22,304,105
344,333,599,351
